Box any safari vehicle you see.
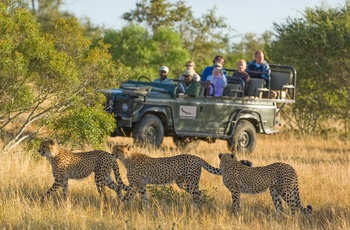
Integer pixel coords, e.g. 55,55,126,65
103,64,296,153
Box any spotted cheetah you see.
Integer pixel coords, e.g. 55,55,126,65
112,144,252,207
218,153,312,215
38,139,128,202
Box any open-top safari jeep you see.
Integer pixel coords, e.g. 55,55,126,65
103,64,296,153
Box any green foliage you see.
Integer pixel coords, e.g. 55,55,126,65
227,32,272,66
47,105,116,149
103,24,190,80
119,0,230,74
122,0,188,33
267,1,350,134
0,2,127,151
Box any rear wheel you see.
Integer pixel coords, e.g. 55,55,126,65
227,120,256,154
133,114,164,148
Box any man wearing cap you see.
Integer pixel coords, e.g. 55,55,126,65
179,69,201,97
153,66,174,84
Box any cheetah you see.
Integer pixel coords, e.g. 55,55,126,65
38,139,128,203
218,153,312,215
112,144,252,207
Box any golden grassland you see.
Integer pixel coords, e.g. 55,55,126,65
0,133,349,229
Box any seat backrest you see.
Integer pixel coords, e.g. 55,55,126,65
246,78,266,97
270,71,292,90
223,83,242,96
198,86,205,97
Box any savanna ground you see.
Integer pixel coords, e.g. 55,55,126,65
0,133,349,229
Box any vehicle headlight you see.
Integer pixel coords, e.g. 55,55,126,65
122,103,129,112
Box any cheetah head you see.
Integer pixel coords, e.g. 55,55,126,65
112,143,131,160
38,139,59,158
218,153,253,167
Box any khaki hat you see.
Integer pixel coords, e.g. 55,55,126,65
159,66,169,74
183,69,194,76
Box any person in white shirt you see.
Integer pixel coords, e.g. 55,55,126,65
153,66,174,84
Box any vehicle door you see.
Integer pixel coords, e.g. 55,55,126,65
202,97,236,135
173,96,205,134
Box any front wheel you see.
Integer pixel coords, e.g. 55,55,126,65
133,114,164,148
227,120,256,154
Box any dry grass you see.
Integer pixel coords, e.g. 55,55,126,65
0,133,349,229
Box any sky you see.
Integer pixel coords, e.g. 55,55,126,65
61,0,345,37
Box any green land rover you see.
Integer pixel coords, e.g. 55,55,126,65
104,64,296,153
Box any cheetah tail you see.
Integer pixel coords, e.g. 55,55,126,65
294,184,312,214
200,159,222,175
112,162,129,191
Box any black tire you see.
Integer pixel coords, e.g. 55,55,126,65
133,114,164,148
227,120,256,154
173,137,200,150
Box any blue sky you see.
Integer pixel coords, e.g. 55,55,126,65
61,0,345,37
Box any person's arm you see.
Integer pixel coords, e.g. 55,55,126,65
222,75,228,88
261,62,271,83
193,73,201,82
223,69,229,78
201,66,212,82
205,75,212,96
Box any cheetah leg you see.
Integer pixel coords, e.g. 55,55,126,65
95,173,108,204
122,185,137,204
279,188,296,214
138,186,149,207
105,175,122,199
175,179,185,190
112,162,129,193
62,179,69,201
270,186,284,213
44,177,63,201
177,179,203,205
231,190,241,216
184,182,202,206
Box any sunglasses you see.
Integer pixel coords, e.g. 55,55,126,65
186,64,193,67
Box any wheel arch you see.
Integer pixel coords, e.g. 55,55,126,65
137,106,170,127
232,110,262,134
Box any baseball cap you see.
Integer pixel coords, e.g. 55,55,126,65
159,66,169,74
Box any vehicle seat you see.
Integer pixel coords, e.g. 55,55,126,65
224,77,245,97
246,78,267,98
269,71,294,99
198,86,205,97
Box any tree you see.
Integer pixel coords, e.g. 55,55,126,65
227,32,273,66
267,1,350,135
0,2,126,151
103,24,190,79
121,0,230,71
